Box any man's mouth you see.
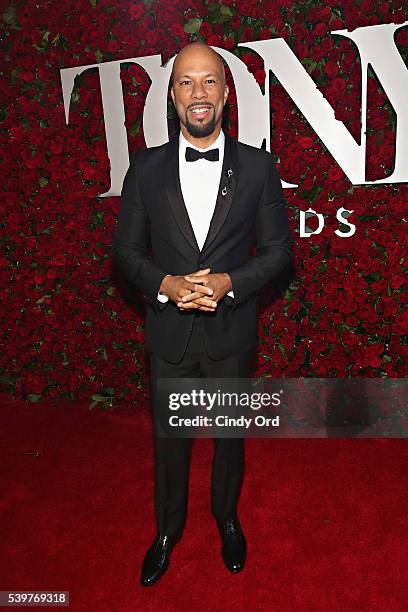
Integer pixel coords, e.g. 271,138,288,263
189,106,212,119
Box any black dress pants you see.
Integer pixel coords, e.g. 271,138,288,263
148,314,254,539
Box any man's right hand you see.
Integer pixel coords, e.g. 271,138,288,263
159,268,218,312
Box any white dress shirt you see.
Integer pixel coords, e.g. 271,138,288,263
157,129,234,303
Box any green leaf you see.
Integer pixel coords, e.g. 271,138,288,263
167,101,177,120
184,18,202,34
95,48,103,63
129,115,142,137
301,58,317,75
92,210,104,225
3,5,19,27
39,177,49,187
366,271,382,282
90,394,112,402
36,294,52,305
27,394,42,402
220,4,235,17
0,374,17,384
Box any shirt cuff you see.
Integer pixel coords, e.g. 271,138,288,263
157,274,171,302
157,291,169,303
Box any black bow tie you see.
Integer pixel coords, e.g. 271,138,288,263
185,146,219,162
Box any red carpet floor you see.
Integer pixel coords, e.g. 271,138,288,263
1,392,407,611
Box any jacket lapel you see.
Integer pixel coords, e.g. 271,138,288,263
201,132,238,255
164,131,239,255
165,135,200,253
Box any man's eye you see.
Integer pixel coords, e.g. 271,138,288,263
205,79,216,84
180,81,191,86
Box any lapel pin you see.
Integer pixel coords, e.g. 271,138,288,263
222,186,228,196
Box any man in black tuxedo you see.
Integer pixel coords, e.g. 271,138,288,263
112,41,292,586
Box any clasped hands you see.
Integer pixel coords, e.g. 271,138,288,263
159,268,232,312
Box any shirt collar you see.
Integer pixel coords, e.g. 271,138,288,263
179,129,225,155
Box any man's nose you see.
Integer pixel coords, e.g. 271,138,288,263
191,83,207,99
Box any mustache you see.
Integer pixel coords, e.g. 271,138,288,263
187,103,215,110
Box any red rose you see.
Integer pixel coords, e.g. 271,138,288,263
200,22,212,38
108,39,120,53
299,136,314,149
314,23,328,37
129,5,144,20
255,69,265,86
230,16,241,30
207,34,222,47
302,176,315,190
327,167,343,181
323,61,339,78
331,18,344,29
224,36,235,51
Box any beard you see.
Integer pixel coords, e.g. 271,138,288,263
185,106,216,138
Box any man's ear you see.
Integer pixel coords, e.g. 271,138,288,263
170,87,175,105
223,84,229,105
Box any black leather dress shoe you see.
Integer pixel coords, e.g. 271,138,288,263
217,516,247,573
140,532,180,586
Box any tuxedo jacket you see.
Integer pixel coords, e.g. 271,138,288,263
112,131,293,363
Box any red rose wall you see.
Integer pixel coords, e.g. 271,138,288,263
1,0,407,409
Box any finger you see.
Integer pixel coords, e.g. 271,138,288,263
183,268,210,281
179,302,216,312
178,288,196,299
190,267,211,276
174,290,191,303
177,301,199,309
195,295,218,307
183,287,213,301
179,281,212,296
177,285,210,301
184,274,210,286
179,304,216,312
181,291,207,303
177,296,217,309
181,292,217,306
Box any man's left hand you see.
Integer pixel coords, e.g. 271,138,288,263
177,272,232,310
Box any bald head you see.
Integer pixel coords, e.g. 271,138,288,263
171,42,226,87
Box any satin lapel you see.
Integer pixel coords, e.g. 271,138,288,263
165,135,200,253
201,132,238,255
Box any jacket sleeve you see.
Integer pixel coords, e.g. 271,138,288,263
227,155,292,311
112,152,168,314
